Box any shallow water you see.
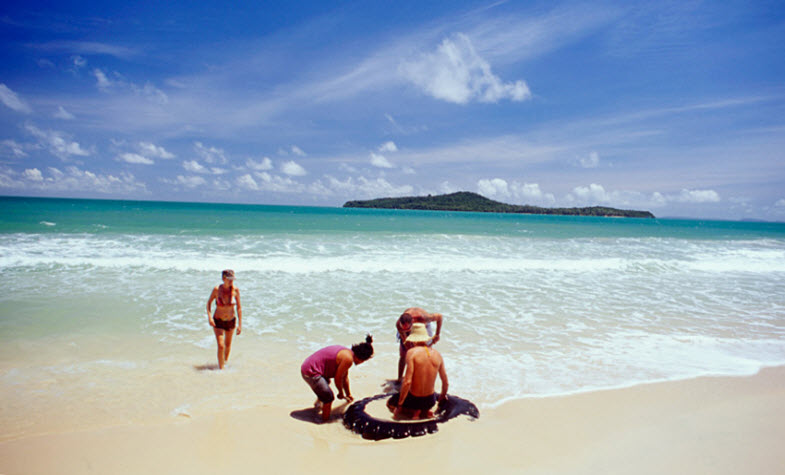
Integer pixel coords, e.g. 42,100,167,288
1,197,784,439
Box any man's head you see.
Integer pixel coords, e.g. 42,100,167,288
405,323,430,347
398,312,413,333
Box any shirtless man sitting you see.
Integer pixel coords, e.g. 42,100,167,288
387,323,449,420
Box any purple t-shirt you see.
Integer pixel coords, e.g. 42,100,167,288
301,345,348,378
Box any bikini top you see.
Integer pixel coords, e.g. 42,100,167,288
216,285,234,306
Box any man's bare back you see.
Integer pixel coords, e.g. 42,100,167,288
405,345,443,396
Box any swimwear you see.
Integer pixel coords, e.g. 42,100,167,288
388,392,437,412
214,318,236,331
217,285,234,306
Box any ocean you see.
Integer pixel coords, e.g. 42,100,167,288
2,196,784,440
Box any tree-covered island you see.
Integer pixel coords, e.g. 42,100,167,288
343,191,655,218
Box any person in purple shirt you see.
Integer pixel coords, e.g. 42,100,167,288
300,335,374,422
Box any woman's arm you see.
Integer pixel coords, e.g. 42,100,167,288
334,350,354,402
206,287,216,327
234,288,242,334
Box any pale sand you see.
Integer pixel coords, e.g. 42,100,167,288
1,366,783,475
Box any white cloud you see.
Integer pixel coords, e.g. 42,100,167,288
281,160,307,176
72,55,87,69
571,183,610,203
674,189,720,203
24,124,90,159
370,152,394,168
209,167,227,175
323,175,413,198
93,69,112,90
23,168,43,181
132,82,168,105
565,184,719,209
118,153,154,165
477,178,556,205
139,142,175,159
0,84,32,113
378,141,398,153
194,142,227,164
183,160,207,173
252,172,304,193
7,166,148,194
576,151,600,168
400,34,531,104
33,41,139,59
439,181,459,194
477,178,510,198
291,145,306,156
54,106,75,120
246,157,273,171
237,173,259,190
776,199,785,208
168,175,206,189
1,140,28,158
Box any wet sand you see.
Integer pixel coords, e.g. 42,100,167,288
1,366,783,475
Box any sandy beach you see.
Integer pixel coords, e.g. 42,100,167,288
1,366,782,475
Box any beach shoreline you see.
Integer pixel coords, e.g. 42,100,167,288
2,366,783,475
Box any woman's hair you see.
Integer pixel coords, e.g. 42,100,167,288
351,334,374,361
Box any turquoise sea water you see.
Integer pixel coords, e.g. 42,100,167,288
2,196,785,439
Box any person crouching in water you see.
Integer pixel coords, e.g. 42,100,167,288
206,269,241,370
395,307,443,382
301,335,374,423
387,323,448,420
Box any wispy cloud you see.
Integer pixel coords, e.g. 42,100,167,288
24,123,90,159
400,33,530,104
53,105,75,120
281,160,307,176
1,139,28,158
2,165,147,194
138,142,175,159
0,84,32,113
370,152,394,169
194,142,227,164
118,153,154,165
30,41,140,59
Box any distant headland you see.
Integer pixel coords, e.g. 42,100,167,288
343,191,655,218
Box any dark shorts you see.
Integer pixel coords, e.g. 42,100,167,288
214,318,236,331
301,373,334,403
388,392,437,412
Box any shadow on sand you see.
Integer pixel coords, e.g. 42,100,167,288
193,363,220,371
290,402,350,425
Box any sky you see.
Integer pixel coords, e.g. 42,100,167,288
1,0,784,220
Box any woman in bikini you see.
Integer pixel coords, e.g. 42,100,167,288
206,269,242,369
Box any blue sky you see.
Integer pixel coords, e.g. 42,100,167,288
1,0,784,220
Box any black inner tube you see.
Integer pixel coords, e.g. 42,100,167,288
343,393,480,441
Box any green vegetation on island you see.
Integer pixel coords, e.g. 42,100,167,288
343,191,655,218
